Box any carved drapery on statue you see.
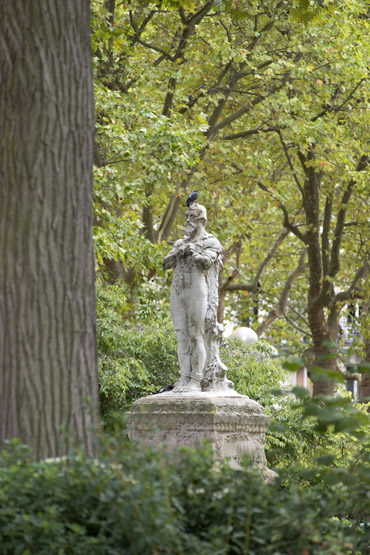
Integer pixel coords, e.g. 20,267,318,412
163,204,233,393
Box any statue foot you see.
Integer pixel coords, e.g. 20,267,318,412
172,377,202,393
172,376,190,393
185,379,202,392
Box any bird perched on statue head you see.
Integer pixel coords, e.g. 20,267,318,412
186,190,198,208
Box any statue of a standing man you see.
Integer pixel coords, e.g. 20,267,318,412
163,204,233,393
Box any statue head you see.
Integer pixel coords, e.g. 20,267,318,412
186,203,207,223
185,204,207,237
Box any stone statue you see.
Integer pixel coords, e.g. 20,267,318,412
163,204,233,393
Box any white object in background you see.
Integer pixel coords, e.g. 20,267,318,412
230,327,258,344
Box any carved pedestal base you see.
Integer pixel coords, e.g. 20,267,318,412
128,392,273,477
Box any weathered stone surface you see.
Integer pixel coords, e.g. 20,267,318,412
128,392,272,475
163,204,232,393
135,203,275,478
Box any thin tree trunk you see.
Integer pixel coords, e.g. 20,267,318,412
359,301,370,409
359,342,370,408
256,249,307,337
0,0,99,459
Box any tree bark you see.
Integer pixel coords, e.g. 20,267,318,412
359,301,370,409
359,343,370,409
0,1,99,459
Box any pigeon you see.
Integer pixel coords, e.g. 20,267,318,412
186,190,198,208
158,385,174,393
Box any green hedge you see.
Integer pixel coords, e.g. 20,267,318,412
0,437,368,555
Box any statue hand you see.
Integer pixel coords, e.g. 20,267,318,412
163,255,175,270
183,244,194,257
163,249,179,269
194,253,212,269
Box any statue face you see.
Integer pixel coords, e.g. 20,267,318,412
185,204,207,237
185,215,199,236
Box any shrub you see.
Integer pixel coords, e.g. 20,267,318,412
0,435,369,555
98,318,180,418
221,339,288,406
96,280,179,420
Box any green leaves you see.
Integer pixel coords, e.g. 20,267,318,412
91,0,370,360
284,358,304,373
300,393,370,438
1,431,370,554
292,385,309,399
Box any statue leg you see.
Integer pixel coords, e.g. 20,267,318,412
187,320,206,391
175,329,191,387
170,275,207,392
185,279,207,391
170,289,192,390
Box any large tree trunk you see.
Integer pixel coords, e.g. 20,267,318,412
0,1,99,459
300,159,335,396
308,308,336,397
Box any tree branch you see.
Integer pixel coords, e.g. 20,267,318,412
156,190,182,243
283,313,312,338
322,193,332,276
328,154,369,279
129,10,174,60
160,2,215,116
256,230,289,283
256,249,307,337
157,147,209,242
256,182,306,242
206,63,238,135
334,260,370,305
141,192,155,242
277,129,304,196
211,93,270,135
129,36,174,60
263,290,311,333
221,125,280,141
179,61,231,115
311,79,365,122
217,240,243,322
173,1,214,59
162,76,177,116
224,230,289,293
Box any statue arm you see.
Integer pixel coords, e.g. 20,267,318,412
163,248,178,270
163,241,186,270
193,246,220,270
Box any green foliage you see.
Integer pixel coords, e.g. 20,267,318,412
0,438,186,555
97,290,291,421
1,430,369,555
222,342,370,472
221,339,287,405
96,277,368,483
97,295,359,472
97,308,179,420
266,391,362,471
91,0,370,355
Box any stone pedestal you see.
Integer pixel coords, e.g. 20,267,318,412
128,392,272,476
